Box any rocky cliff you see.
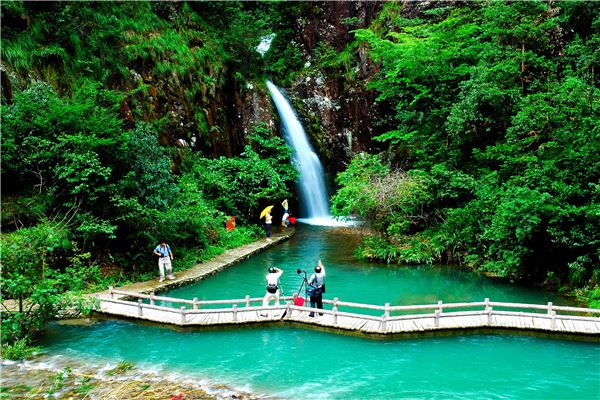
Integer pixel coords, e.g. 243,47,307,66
1,1,395,170
135,1,394,172
285,1,387,172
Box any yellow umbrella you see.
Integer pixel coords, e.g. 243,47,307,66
260,205,274,219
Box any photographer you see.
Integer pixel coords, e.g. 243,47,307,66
307,260,326,317
261,266,283,316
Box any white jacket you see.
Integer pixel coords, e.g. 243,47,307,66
309,267,326,288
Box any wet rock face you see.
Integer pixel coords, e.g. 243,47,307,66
233,83,277,150
293,68,384,173
2,2,390,165
288,1,387,172
296,1,383,55
125,68,275,158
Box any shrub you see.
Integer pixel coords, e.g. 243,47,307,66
0,338,41,360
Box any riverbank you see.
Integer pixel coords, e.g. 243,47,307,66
96,229,295,300
1,231,295,398
0,229,296,315
1,355,256,399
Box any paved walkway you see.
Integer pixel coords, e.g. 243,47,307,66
1,229,295,312
99,229,295,300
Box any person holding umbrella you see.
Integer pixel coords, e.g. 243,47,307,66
260,205,274,241
281,199,289,227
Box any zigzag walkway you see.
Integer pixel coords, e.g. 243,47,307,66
94,289,600,338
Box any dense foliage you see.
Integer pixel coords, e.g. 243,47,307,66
332,2,599,291
2,0,600,351
0,78,294,347
0,2,298,349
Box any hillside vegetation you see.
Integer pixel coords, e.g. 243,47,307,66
1,1,599,353
0,1,299,350
331,2,599,300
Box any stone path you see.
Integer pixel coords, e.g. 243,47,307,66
1,230,295,311
97,229,295,299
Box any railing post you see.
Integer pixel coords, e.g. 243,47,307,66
485,298,492,325
434,300,444,328
193,297,199,310
137,299,143,316
286,301,291,319
548,302,555,330
180,306,186,324
150,292,155,306
333,297,339,326
381,303,390,333
232,304,238,322
94,294,100,311
109,286,114,299
245,295,251,308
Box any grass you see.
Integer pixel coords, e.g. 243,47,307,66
107,360,135,376
0,338,41,361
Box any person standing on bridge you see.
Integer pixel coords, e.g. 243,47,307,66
308,260,326,317
261,266,283,316
153,241,174,282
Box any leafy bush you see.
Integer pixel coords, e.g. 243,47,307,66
334,1,600,290
180,123,296,222
0,80,278,346
0,222,73,344
0,338,41,361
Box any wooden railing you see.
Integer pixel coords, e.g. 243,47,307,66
96,287,600,334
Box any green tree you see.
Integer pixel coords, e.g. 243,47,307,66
337,1,600,289
0,223,71,344
181,124,297,223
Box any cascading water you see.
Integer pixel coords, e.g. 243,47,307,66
266,80,344,226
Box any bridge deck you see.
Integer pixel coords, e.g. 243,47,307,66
94,290,600,337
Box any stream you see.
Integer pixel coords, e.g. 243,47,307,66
35,225,600,399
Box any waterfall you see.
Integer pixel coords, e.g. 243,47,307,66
266,80,342,226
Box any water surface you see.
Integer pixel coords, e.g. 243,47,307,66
166,225,569,310
41,320,599,399
39,225,599,399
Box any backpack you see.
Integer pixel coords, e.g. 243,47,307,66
266,283,278,294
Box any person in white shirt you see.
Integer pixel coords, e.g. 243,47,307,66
308,260,326,317
281,199,289,227
153,241,174,282
261,267,283,316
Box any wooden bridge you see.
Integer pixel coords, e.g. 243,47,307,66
94,288,600,338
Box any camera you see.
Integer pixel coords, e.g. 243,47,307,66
297,269,306,274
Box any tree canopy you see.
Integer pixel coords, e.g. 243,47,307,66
333,1,599,290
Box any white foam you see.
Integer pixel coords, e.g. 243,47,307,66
296,217,358,227
256,33,275,56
